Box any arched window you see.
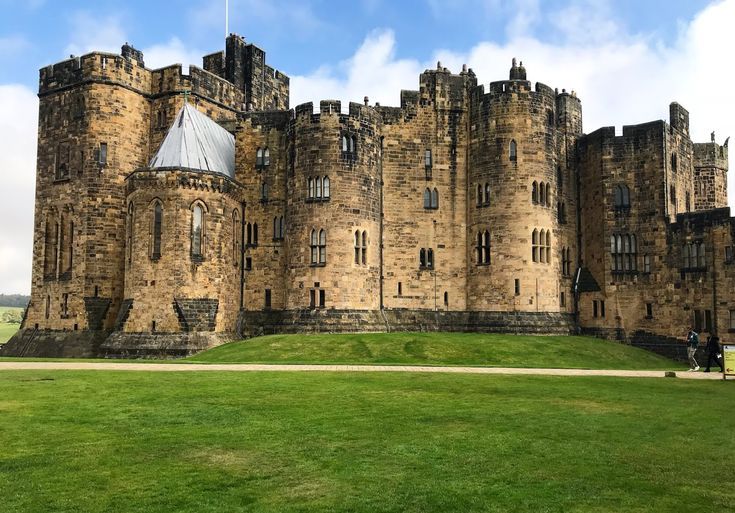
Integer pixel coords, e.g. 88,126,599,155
253,223,259,245
233,210,241,266
323,176,330,198
476,232,483,264
539,182,546,206
482,230,491,264
311,229,318,264
431,188,439,209
246,223,252,245
484,183,490,206
477,184,483,206
274,216,279,240
256,148,264,168
44,212,58,278
423,188,431,209
261,182,268,200
444,291,448,307
361,231,367,265
424,149,432,168
127,203,134,266
355,230,361,264
263,147,270,167
319,229,326,264
151,200,163,260
539,230,546,263
350,136,357,155
671,152,677,172
509,140,517,161
191,203,204,259
545,230,551,264
545,184,551,207
622,185,630,207
697,241,705,267
341,135,349,153
308,177,315,199
45,295,50,319
316,176,322,198
532,181,538,204
532,229,539,262
420,248,426,267
427,249,434,269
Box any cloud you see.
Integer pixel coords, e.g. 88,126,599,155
292,1,735,207
0,85,37,295
143,38,206,73
64,11,127,57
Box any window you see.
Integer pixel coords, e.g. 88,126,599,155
683,241,705,269
341,135,348,153
705,310,712,332
484,183,490,206
444,291,448,307
263,148,270,167
62,293,69,318
646,303,653,319
509,140,517,161
55,143,70,180
72,95,85,119
423,188,431,209
354,230,368,265
539,183,546,207
310,289,316,308
671,152,677,172
725,246,733,263
730,310,735,331
256,148,264,168
319,289,326,308
245,257,252,271
685,192,691,212
476,184,482,206
98,143,108,166
560,292,566,307
323,176,330,198
600,300,606,317
431,188,439,209
420,248,434,269
477,230,491,265
261,182,269,201
126,203,134,265
44,213,58,278
342,135,356,160
311,229,326,265
693,309,712,332
264,289,271,309
561,247,572,276
593,300,598,318
611,234,637,272
308,176,330,201
59,214,73,276
151,200,163,260
398,282,402,296
533,229,551,264
514,279,520,296
532,181,538,204
273,216,285,240
45,295,50,319
558,202,566,224
613,184,630,209
532,229,539,263
233,210,241,266
643,254,651,273
191,203,204,259
557,166,563,189
424,149,432,168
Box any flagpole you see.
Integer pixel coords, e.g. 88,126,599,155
225,0,229,38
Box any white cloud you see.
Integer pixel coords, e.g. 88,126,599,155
0,85,37,295
143,38,206,73
292,1,735,207
64,11,127,57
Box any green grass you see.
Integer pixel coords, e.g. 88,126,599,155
188,332,683,370
0,306,22,345
0,370,732,512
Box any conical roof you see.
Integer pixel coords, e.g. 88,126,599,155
149,103,235,179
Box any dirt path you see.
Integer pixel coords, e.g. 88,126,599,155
0,362,725,379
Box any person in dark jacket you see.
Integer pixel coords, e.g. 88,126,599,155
704,334,724,373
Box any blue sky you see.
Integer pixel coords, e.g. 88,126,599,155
0,0,733,294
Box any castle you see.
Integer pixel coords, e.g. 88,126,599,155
4,34,733,358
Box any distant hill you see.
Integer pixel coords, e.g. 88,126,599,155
0,294,30,308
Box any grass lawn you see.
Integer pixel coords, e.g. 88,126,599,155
188,332,683,370
0,370,732,512
0,306,23,345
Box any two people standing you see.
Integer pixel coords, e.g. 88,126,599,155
686,329,724,372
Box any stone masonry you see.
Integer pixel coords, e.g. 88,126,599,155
3,35,732,358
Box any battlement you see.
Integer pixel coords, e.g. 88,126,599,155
694,141,729,170
291,100,382,126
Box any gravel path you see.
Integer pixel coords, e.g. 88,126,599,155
0,362,725,379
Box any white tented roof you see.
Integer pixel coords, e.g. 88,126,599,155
149,103,235,179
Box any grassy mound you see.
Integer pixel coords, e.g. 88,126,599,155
188,332,682,370
0,370,732,512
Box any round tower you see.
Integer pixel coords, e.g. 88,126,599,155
285,101,382,311
467,62,561,312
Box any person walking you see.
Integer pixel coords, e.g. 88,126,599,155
704,334,724,373
686,329,700,371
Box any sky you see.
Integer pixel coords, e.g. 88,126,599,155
0,0,733,295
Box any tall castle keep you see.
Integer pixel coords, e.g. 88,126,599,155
4,35,733,358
